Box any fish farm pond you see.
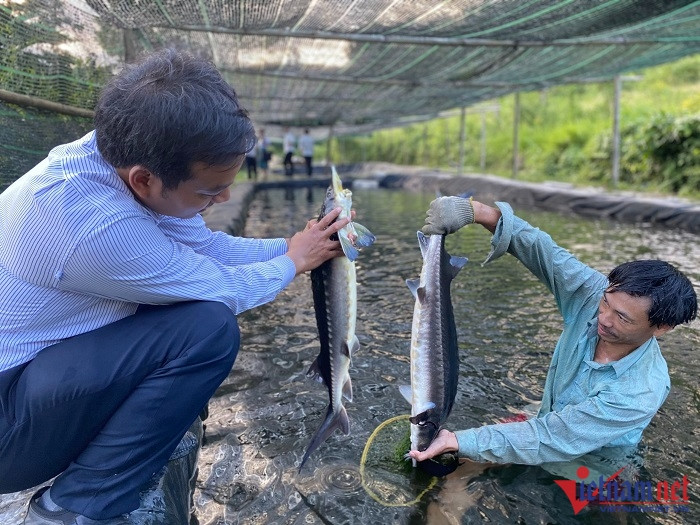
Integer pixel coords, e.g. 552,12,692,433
2,184,698,525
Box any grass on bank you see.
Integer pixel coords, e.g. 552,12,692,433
322,55,700,200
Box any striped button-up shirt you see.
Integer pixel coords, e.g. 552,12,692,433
0,131,296,371
456,202,670,463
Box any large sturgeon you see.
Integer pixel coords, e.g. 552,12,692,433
401,232,467,465
300,167,375,469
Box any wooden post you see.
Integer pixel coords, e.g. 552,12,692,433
124,29,138,63
512,92,520,179
612,75,622,188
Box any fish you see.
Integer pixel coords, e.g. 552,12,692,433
400,231,467,467
300,166,376,470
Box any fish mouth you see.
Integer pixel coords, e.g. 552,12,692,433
416,454,460,477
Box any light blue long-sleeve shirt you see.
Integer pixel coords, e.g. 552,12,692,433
456,202,670,464
0,131,297,371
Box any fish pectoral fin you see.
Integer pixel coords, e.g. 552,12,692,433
352,223,376,248
342,377,353,402
342,337,359,359
306,358,326,386
339,234,360,262
406,278,420,300
408,403,437,426
448,255,468,279
399,385,412,404
406,279,426,303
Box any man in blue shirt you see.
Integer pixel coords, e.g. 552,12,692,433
409,196,697,467
0,49,352,524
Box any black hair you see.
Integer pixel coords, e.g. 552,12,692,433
94,48,256,189
607,260,697,328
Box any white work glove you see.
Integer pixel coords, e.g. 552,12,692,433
421,196,475,235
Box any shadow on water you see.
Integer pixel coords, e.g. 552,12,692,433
190,186,700,525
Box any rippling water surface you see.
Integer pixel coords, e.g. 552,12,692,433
191,186,699,525
2,186,696,525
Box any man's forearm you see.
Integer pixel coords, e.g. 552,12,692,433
472,200,502,234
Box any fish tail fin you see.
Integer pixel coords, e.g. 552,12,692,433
299,404,350,471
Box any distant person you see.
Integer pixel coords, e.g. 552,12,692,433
245,139,258,180
410,196,697,468
298,128,314,177
283,127,296,177
0,48,354,524
258,128,271,180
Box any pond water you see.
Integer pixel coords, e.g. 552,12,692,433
192,186,700,524
0,185,696,525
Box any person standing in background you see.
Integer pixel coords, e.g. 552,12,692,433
245,140,258,180
258,128,270,180
298,128,314,177
283,127,295,177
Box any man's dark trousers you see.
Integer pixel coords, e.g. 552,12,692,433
0,301,239,519
284,151,294,176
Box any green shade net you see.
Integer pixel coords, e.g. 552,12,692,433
1,0,699,184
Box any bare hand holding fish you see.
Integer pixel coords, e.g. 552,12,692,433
286,206,351,275
407,428,458,462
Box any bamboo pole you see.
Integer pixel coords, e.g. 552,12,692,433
161,25,679,47
0,89,94,118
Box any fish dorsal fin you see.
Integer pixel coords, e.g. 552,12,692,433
416,231,430,258
399,385,412,404
447,255,468,280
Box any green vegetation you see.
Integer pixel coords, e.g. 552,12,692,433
327,55,700,198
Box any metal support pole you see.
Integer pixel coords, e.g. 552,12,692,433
512,92,520,179
326,125,334,166
480,111,487,172
458,106,466,175
612,75,622,188
422,125,429,166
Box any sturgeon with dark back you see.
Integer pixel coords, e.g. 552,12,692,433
401,232,467,466
300,167,375,470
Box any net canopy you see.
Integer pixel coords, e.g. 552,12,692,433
2,0,699,139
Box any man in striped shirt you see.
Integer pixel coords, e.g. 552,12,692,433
0,49,350,524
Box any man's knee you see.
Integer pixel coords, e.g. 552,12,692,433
178,301,239,367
